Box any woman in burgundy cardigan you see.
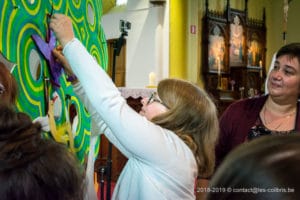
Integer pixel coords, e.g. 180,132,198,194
215,43,300,170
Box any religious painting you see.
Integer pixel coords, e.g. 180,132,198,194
230,15,244,65
208,25,225,73
247,33,263,67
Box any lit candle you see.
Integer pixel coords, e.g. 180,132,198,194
148,72,156,86
259,60,263,78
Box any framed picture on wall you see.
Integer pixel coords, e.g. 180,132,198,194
207,22,228,74
208,25,226,73
229,14,245,66
247,29,265,67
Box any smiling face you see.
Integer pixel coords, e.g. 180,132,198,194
267,55,300,102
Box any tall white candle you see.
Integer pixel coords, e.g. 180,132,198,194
259,60,263,78
259,60,262,67
149,72,156,86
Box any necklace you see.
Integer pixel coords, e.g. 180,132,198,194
262,106,296,130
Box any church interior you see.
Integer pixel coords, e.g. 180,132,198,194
0,0,299,199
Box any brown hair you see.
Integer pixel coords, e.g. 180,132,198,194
0,62,18,104
152,78,219,178
276,42,300,63
208,135,300,200
0,104,86,200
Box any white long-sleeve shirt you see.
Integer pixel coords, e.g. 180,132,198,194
64,38,197,200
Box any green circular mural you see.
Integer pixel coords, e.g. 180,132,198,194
0,0,108,163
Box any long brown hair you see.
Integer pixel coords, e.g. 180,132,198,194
151,78,219,178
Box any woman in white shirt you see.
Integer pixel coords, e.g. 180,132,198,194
50,13,219,200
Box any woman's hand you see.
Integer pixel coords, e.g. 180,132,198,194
49,13,74,47
52,46,72,74
52,46,78,84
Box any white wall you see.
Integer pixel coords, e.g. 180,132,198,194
102,0,169,88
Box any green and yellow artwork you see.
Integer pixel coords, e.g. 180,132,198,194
0,0,108,163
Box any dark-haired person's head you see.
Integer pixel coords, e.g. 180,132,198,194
0,104,86,200
207,135,300,200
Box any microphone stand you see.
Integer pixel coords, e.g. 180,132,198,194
105,31,126,200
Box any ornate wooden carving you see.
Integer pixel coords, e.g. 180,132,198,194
202,0,266,115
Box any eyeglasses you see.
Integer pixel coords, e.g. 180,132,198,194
0,83,5,94
147,92,168,108
147,92,162,105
